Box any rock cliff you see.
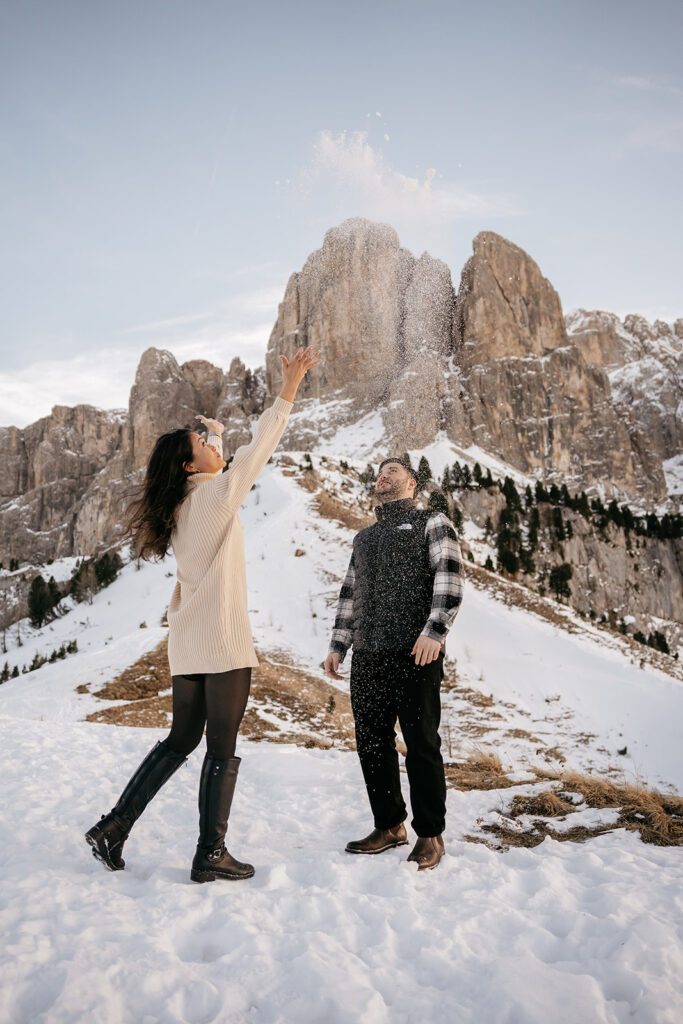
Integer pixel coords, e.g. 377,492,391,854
0,218,680,647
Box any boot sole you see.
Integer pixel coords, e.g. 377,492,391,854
191,866,255,883
85,832,124,871
345,839,409,855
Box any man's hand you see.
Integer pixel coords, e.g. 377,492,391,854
411,636,442,666
324,652,344,680
195,414,224,435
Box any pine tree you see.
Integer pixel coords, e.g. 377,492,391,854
450,506,463,531
519,547,536,575
548,563,573,601
417,456,432,490
28,575,51,629
551,507,566,542
535,481,549,503
502,476,521,510
428,491,449,517
528,507,540,550
473,462,482,486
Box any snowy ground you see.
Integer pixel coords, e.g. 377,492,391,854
0,719,682,1024
1,455,683,1022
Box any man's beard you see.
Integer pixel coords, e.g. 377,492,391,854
374,482,401,502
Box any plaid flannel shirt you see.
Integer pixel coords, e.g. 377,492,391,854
329,511,465,661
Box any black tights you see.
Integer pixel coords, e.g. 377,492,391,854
165,668,251,761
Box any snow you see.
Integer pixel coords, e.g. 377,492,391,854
0,719,682,1024
663,454,683,498
1,461,682,1022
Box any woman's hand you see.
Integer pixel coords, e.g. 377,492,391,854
195,414,225,435
279,346,322,402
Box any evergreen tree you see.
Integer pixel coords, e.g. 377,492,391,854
549,483,562,505
417,456,432,491
560,484,572,507
0,662,9,683
11,665,19,678
551,506,566,542
524,484,534,508
528,507,540,550
473,462,483,486
461,464,472,490
94,551,123,588
428,491,450,517
607,500,624,530
519,547,536,575
502,476,521,510
535,481,549,503
450,506,463,531
577,492,590,518
441,466,452,493
484,555,494,571
496,507,521,575
483,467,495,488
548,563,573,601
28,575,51,629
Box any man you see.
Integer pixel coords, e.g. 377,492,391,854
324,457,465,870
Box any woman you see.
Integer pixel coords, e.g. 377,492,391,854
85,345,320,882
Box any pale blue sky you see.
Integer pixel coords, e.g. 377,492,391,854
1,0,681,425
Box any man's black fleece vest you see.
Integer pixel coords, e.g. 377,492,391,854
352,498,434,652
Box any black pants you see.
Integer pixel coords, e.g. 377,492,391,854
349,649,447,838
165,668,251,761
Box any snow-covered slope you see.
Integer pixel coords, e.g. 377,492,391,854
1,455,682,1023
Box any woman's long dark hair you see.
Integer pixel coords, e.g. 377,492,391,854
125,427,195,561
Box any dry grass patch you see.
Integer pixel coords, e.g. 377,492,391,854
465,767,683,850
297,468,372,532
85,639,356,750
532,768,683,846
445,750,521,791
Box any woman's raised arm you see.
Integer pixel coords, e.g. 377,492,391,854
210,346,320,514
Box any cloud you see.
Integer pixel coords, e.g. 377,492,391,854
305,130,519,228
0,286,285,428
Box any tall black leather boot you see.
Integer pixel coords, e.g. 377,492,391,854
190,755,254,882
85,739,186,871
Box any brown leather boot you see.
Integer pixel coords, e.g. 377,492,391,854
407,834,445,870
345,822,408,855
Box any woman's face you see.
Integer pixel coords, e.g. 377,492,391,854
183,433,226,476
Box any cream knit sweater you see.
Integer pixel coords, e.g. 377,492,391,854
167,396,293,675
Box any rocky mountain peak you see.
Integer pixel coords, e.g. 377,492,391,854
455,231,568,365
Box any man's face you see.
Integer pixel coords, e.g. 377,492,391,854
374,462,416,502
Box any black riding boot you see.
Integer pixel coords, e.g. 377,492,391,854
190,754,254,882
85,739,186,871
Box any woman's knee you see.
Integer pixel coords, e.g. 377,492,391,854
166,728,204,757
